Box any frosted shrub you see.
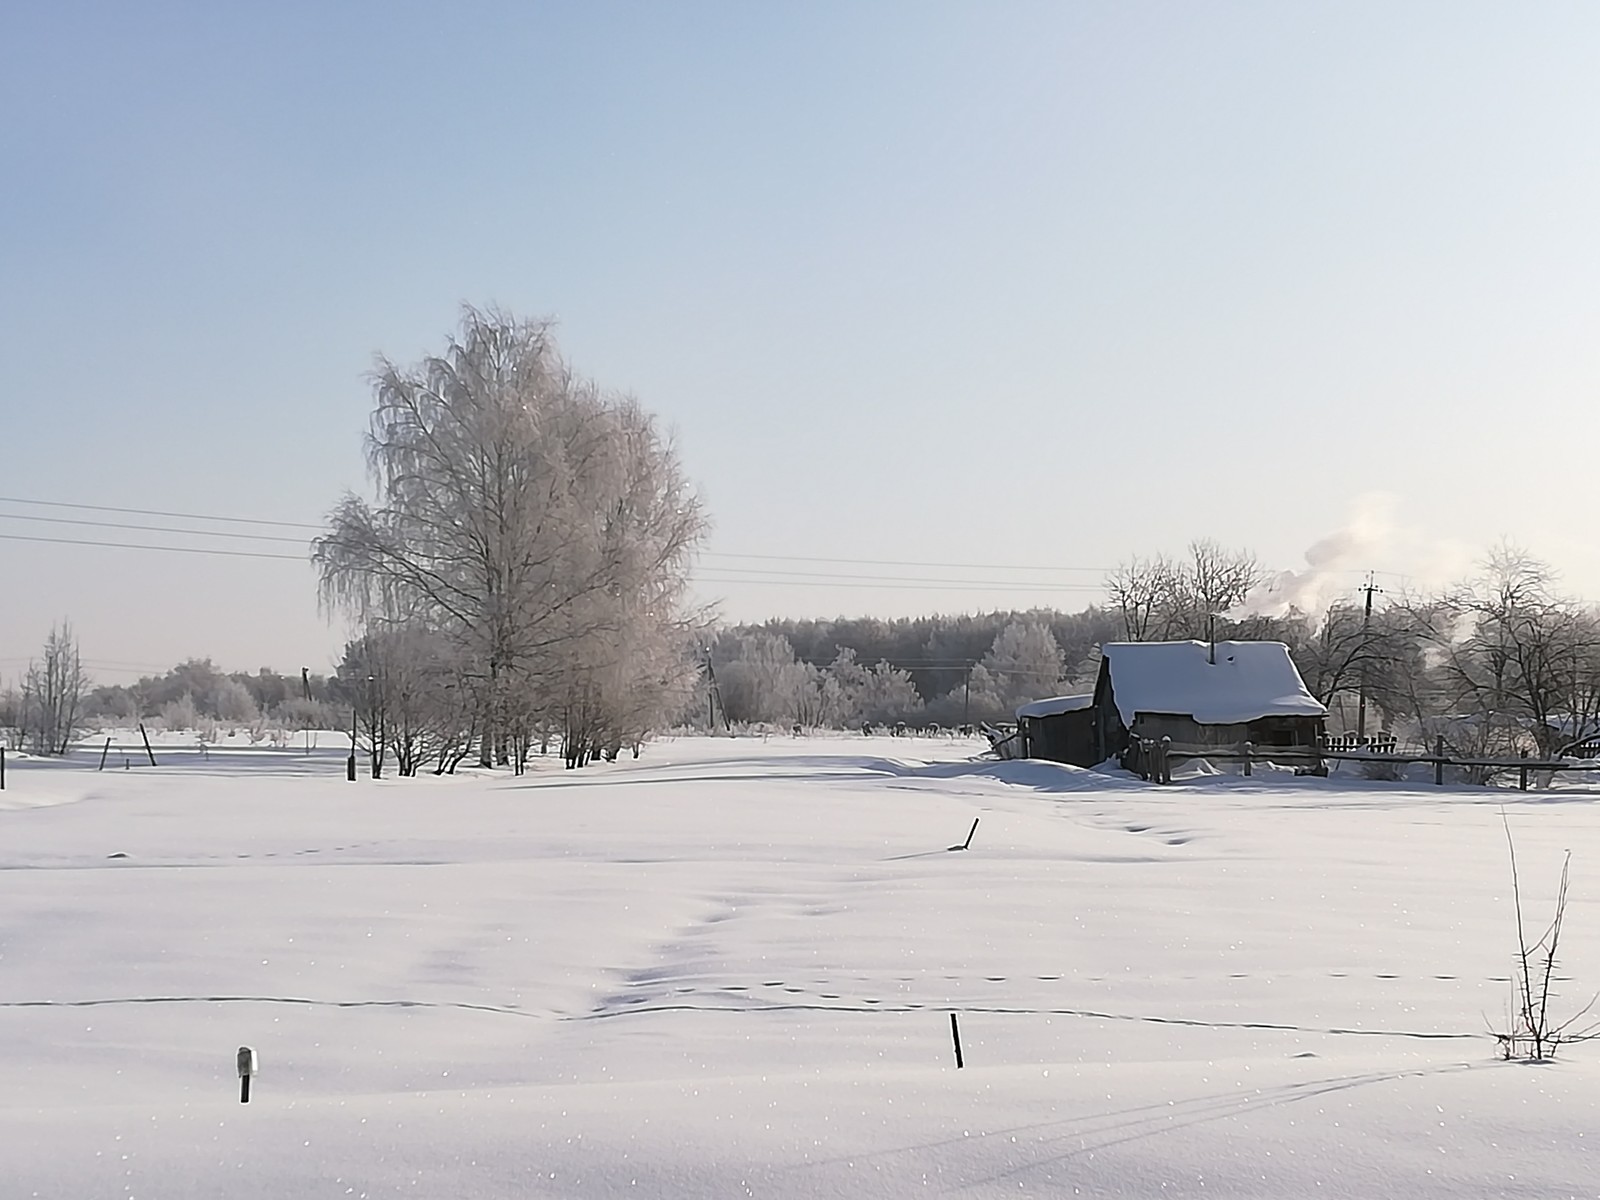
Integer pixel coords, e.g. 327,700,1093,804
160,694,199,732
212,680,260,724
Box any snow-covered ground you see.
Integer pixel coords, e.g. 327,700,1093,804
3,735,1598,1197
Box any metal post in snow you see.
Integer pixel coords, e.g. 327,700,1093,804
948,818,979,852
138,723,157,766
949,1013,964,1068
1435,735,1446,786
237,1046,257,1103
98,738,111,771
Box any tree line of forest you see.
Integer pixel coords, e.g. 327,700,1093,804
15,533,1597,771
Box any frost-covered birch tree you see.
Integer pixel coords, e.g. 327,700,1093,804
20,622,89,756
314,307,706,766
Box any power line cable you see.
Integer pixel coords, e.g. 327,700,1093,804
0,533,1098,591
0,495,1117,576
1,527,1105,590
1,494,1409,594
0,495,323,530
0,497,1430,586
0,512,312,544
1,532,1102,589
0,532,307,561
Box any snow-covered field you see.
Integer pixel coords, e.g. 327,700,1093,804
3,735,1599,1197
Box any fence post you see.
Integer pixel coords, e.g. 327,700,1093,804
1435,735,1446,786
1242,741,1253,777
138,723,157,767
98,738,111,771
1,745,5,790
1520,748,1529,792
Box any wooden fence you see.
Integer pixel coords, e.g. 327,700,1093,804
1129,734,1597,791
1321,732,1399,755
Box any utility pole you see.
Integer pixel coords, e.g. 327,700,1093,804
347,698,357,781
366,673,383,778
1356,573,1384,740
301,667,313,756
703,649,730,733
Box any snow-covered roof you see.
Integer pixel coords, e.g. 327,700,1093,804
1101,641,1327,726
1015,694,1094,720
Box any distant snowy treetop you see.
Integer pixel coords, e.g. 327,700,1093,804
1101,640,1327,725
1014,694,1094,720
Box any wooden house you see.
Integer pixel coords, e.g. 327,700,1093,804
1093,640,1327,765
1013,640,1327,768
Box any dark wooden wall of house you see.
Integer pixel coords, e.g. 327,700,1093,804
1021,709,1099,767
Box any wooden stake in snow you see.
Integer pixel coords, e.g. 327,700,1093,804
950,1013,965,1068
237,1046,257,1103
948,818,979,852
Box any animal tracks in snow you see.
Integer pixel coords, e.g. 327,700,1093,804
584,966,1510,1026
1119,822,1198,846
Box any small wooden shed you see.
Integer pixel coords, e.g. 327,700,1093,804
1014,694,1096,766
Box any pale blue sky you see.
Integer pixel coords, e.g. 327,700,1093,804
3,1,1599,679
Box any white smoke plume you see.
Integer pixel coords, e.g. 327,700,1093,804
1232,494,1396,622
